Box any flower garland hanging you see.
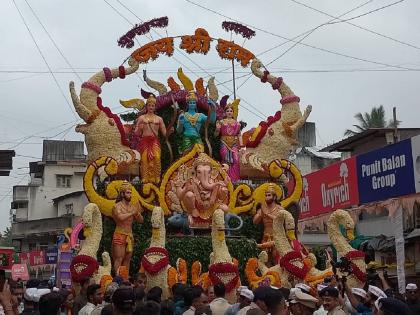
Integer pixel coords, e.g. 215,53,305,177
70,255,99,283
345,250,366,283
279,250,310,280
221,21,256,39
118,16,169,49
141,247,169,275
245,111,282,148
208,262,240,293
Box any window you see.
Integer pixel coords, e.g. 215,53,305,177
56,175,71,188
11,201,28,210
65,203,73,215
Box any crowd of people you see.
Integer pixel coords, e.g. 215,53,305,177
0,270,418,315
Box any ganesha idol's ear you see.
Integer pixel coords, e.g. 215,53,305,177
210,167,219,180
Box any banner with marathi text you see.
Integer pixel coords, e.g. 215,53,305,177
19,251,46,266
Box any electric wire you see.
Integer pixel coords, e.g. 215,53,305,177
5,120,80,150
1,67,419,75
24,0,83,83
289,0,420,51
183,0,419,71
265,0,376,66
197,0,377,81
11,0,78,120
328,0,405,25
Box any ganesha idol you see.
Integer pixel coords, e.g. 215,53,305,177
168,151,241,231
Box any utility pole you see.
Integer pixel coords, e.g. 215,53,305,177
232,59,236,99
393,107,398,143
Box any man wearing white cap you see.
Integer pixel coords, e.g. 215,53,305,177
343,283,371,315
367,285,386,301
294,284,311,295
405,283,420,314
288,289,318,315
224,288,254,315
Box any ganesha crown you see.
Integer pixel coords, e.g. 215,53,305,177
193,153,214,167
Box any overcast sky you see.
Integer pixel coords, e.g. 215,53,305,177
1,0,419,233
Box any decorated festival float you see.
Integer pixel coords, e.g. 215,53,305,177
63,17,367,295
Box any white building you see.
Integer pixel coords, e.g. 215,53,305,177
11,140,87,252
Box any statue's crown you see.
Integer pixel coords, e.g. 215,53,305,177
119,180,131,193
193,153,213,167
266,183,277,194
186,90,197,102
147,95,156,105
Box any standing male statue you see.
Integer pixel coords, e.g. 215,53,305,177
253,184,284,264
132,95,168,184
112,181,143,274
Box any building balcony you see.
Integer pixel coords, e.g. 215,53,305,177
14,207,28,222
11,216,74,239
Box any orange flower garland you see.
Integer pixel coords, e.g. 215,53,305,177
100,275,113,293
167,267,177,290
117,266,129,281
176,258,187,284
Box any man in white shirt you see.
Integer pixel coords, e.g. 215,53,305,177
209,284,230,315
78,284,103,315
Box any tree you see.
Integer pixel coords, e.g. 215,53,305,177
0,227,12,247
344,105,400,136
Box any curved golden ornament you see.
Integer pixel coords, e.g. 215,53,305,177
119,98,145,111
229,184,254,214
83,156,152,216
269,159,303,208
177,68,194,91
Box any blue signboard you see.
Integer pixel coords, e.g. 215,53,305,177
45,248,58,264
357,139,415,204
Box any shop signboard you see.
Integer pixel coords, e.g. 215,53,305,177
357,139,415,204
299,157,359,219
